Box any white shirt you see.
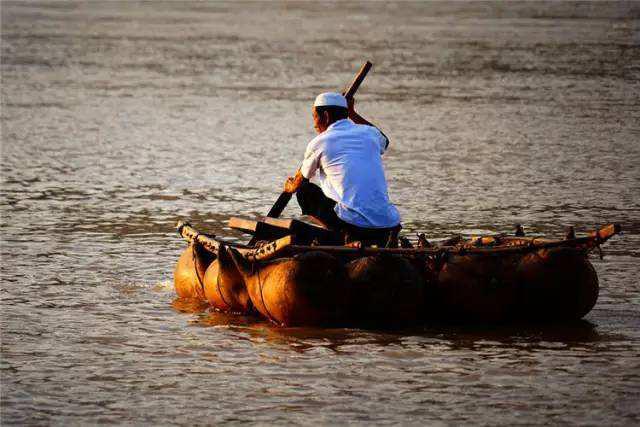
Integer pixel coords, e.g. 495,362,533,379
300,119,401,228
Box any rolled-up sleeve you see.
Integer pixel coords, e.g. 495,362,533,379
300,139,322,179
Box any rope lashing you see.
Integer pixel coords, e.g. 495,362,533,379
255,260,279,325
191,241,206,297
215,245,232,310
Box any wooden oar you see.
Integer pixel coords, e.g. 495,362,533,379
263,61,373,220
266,191,294,218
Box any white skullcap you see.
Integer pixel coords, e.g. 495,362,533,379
313,92,347,108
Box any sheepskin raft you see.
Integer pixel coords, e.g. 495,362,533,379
173,219,621,327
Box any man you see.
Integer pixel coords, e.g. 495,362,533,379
283,92,401,246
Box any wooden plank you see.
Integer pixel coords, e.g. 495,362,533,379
273,217,341,245
228,217,259,233
261,217,295,229
231,216,340,245
228,217,292,240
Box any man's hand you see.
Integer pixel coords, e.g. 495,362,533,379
283,170,304,193
345,96,390,147
346,96,371,126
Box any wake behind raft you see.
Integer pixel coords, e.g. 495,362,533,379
173,216,621,327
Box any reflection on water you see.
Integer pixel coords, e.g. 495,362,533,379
182,297,607,351
2,1,639,425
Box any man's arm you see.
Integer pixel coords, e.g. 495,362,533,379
283,133,324,193
347,97,390,149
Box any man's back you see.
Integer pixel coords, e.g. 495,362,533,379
301,118,400,228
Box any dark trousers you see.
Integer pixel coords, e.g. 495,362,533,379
296,181,400,247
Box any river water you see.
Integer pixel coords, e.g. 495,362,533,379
2,1,639,425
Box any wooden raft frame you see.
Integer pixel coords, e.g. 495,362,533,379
176,221,293,262
176,221,621,263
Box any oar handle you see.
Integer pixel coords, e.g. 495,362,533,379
266,192,293,218
343,61,372,99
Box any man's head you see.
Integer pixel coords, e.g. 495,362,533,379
313,92,348,134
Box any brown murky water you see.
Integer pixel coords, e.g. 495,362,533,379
2,1,639,424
